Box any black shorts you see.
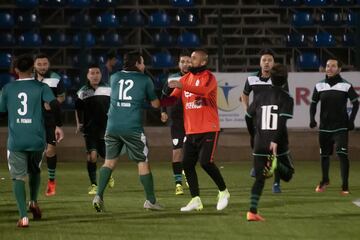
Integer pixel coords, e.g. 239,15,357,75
45,124,56,146
170,121,185,150
84,133,106,159
183,131,219,165
319,130,348,156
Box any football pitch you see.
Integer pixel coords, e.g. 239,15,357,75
0,160,359,240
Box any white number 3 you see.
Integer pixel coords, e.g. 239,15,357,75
17,92,28,116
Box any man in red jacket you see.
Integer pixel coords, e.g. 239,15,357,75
167,50,230,212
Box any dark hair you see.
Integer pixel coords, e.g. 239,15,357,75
106,51,117,60
259,49,275,58
179,50,191,58
327,58,342,68
123,50,142,71
15,54,34,72
34,53,49,60
270,63,288,87
88,63,101,70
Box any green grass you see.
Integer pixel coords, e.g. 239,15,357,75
1,160,360,240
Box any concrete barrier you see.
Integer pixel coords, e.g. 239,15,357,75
0,127,359,162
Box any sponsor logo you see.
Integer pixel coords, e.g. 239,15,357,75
217,81,241,111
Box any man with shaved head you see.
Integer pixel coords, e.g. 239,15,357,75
165,49,230,212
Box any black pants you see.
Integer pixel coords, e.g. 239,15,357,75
182,131,226,197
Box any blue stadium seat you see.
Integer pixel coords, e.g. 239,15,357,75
93,0,118,7
73,76,82,88
72,53,95,67
0,33,16,46
0,13,15,28
313,32,336,47
18,32,42,47
153,32,174,47
70,13,91,27
46,32,69,46
178,32,200,47
64,95,75,109
16,0,39,8
41,0,67,7
304,0,327,6
152,52,175,68
292,11,313,27
346,12,358,26
321,11,342,26
278,0,303,6
0,73,15,89
61,74,72,90
149,12,171,27
96,13,119,28
17,13,39,28
171,0,195,7
175,12,197,26
154,73,167,90
98,32,123,46
122,12,145,27
297,52,320,70
0,53,12,69
342,33,355,46
73,32,96,47
286,33,307,47
333,0,354,5
68,0,91,7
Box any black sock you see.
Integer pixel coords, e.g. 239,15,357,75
87,161,97,185
250,177,265,214
321,156,330,183
338,153,349,190
274,170,280,185
201,162,226,191
172,162,183,185
47,155,57,181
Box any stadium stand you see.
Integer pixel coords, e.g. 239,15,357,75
297,52,321,70
0,0,358,117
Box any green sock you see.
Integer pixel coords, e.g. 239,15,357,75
29,173,40,202
140,173,156,204
97,167,112,199
13,179,27,218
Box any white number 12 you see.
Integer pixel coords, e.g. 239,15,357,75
118,79,134,100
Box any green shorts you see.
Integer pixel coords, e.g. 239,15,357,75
7,151,44,179
105,132,149,163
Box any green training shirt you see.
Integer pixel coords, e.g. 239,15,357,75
0,78,56,151
106,70,158,134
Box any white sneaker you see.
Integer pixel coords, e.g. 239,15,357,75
216,189,230,210
93,195,105,212
143,200,164,210
180,196,203,212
